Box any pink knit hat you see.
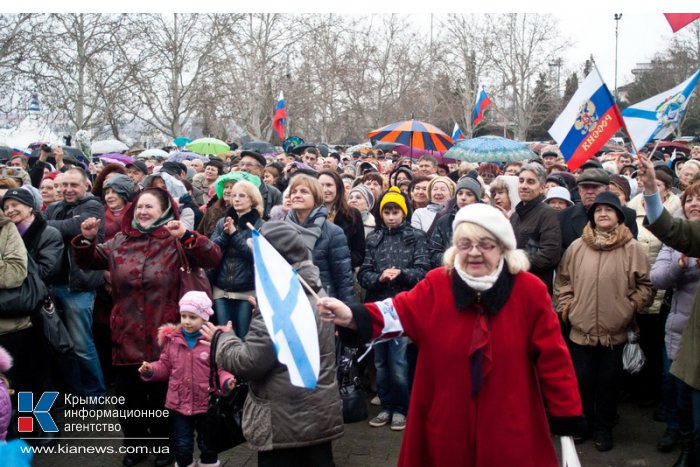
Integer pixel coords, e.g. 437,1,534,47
179,291,214,321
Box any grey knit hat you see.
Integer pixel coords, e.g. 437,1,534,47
260,221,312,265
103,174,135,202
349,184,375,210
455,176,482,200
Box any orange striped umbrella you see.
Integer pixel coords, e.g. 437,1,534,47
368,119,454,153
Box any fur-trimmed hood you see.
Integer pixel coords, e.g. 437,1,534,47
0,346,12,373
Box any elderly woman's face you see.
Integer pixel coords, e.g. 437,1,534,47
680,164,699,187
134,193,164,229
3,199,34,224
40,178,58,204
456,233,502,277
103,187,125,212
348,191,369,212
430,181,451,204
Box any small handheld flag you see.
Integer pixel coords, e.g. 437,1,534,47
472,89,492,125
251,228,320,389
548,65,624,171
272,91,286,141
451,123,463,141
622,69,700,150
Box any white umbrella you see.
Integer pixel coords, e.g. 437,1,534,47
91,139,128,155
137,148,169,160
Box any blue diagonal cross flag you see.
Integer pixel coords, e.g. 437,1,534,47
251,228,320,389
622,69,700,150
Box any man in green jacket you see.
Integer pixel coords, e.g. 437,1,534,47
639,153,700,467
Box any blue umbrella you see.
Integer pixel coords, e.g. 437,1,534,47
174,137,192,147
444,135,535,163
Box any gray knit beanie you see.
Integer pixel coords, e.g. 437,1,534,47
455,176,482,200
349,184,375,211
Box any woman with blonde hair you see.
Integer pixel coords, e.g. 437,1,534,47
320,203,585,467
210,178,264,337
286,174,356,304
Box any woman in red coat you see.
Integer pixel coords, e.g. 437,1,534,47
319,203,585,467
73,187,222,467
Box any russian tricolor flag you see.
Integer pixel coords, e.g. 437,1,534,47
451,123,463,141
272,91,286,140
472,89,492,125
548,65,624,171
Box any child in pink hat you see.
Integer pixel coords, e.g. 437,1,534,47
139,291,235,467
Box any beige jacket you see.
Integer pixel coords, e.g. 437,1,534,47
555,223,653,346
0,217,31,335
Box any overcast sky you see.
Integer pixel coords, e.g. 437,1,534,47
8,1,698,91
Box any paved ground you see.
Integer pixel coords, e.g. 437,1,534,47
27,397,682,467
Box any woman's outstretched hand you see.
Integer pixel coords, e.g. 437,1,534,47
317,297,357,330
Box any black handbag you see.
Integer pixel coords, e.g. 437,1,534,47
206,329,248,453
336,343,368,423
0,255,48,318
40,297,74,354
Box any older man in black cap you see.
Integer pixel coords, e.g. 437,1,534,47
125,160,148,185
559,168,638,250
238,150,282,220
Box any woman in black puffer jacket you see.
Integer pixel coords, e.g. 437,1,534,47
210,180,264,337
285,174,357,305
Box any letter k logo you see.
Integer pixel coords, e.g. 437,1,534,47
18,391,59,433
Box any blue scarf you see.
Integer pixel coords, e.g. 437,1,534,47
182,328,201,349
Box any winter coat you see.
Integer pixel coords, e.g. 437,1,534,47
427,205,457,268
103,204,130,242
410,203,443,233
358,222,430,302
331,208,366,268
341,267,583,467
45,193,105,291
259,182,282,221
555,223,653,346
651,240,700,360
286,207,357,305
20,215,63,283
645,209,700,389
510,194,561,293
215,262,344,451
72,190,222,365
0,217,29,336
142,323,233,416
628,193,682,314
210,209,263,292
559,202,639,250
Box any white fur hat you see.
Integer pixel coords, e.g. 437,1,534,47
452,203,517,251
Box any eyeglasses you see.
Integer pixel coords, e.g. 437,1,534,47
456,239,499,252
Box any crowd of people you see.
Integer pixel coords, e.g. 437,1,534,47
0,139,700,466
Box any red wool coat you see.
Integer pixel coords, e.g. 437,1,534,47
362,268,582,467
73,191,222,365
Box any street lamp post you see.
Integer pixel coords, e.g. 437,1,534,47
614,13,623,100
548,58,562,97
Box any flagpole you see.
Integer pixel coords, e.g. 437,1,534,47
247,223,321,302
591,64,645,160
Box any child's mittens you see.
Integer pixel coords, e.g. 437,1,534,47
138,361,154,377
